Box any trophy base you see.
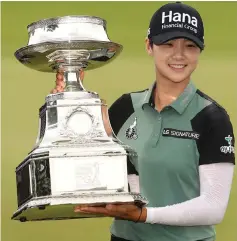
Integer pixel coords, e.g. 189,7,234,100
12,192,147,222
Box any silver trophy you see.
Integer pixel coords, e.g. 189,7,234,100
12,16,147,222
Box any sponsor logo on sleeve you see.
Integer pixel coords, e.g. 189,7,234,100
220,135,235,154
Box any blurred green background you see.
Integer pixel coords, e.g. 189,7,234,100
1,1,236,241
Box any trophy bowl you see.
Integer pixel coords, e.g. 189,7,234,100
12,15,148,222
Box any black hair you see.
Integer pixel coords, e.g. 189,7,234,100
149,38,154,48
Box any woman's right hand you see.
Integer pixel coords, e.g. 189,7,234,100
50,70,85,94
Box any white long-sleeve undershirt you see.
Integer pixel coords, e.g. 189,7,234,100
128,163,235,226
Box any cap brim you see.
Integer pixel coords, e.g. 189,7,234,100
151,31,204,50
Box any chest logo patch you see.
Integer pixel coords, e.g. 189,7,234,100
220,135,235,154
125,117,138,140
162,128,200,140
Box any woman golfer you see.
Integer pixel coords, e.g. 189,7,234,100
52,2,235,241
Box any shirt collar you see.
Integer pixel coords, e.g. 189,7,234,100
142,81,197,114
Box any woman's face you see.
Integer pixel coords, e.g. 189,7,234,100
146,38,201,83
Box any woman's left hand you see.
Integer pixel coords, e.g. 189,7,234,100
74,204,147,222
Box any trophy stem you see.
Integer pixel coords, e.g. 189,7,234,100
63,71,85,92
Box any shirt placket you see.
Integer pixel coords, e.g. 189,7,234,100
150,112,163,147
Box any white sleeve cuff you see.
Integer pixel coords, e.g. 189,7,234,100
145,163,234,226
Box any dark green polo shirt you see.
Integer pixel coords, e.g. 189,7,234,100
108,81,235,241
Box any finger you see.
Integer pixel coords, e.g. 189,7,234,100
56,80,65,89
56,72,64,81
79,70,85,81
75,206,120,218
56,86,63,92
74,210,92,214
74,204,90,210
50,89,57,94
55,74,64,88
56,79,64,86
106,204,128,213
74,206,109,215
55,81,65,88
74,205,135,220
75,206,104,213
106,204,138,213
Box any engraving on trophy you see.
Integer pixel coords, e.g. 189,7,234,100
12,15,148,222
46,24,59,32
75,162,105,190
60,106,100,140
47,50,90,62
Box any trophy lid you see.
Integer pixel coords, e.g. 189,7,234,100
27,15,107,32
27,15,110,46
